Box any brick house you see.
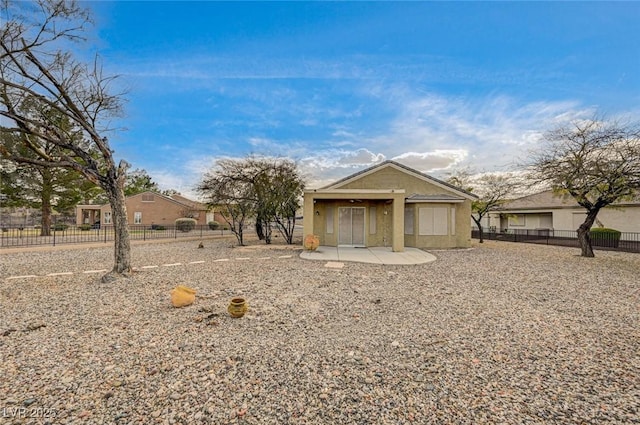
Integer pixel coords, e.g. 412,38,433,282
75,191,223,227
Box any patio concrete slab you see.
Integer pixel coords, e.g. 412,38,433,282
300,246,436,265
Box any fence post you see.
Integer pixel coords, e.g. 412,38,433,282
53,228,56,247
143,226,146,241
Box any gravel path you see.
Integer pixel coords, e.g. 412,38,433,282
1,239,639,424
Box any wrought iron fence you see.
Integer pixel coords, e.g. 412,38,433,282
0,224,229,248
472,228,640,253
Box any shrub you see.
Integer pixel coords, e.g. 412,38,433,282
52,224,68,231
303,234,320,251
175,218,197,233
590,227,621,248
151,224,166,231
208,221,220,230
79,224,92,231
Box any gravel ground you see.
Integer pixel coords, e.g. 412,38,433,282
1,239,639,425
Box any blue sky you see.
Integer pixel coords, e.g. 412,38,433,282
85,1,639,196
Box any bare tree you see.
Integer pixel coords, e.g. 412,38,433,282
526,117,640,257
197,159,256,246
447,170,519,243
197,156,305,246
249,157,304,244
0,0,131,281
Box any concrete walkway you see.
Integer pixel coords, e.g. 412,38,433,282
300,246,436,265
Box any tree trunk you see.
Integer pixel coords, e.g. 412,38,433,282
472,216,484,243
577,208,600,258
256,220,264,240
40,170,52,237
101,182,132,282
275,216,295,244
263,220,272,244
41,197,52,237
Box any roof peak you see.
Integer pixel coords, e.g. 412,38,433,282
322,160,477,199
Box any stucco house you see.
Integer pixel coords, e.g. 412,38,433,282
485,190,640,234
303,161,477,251
75,191,223,227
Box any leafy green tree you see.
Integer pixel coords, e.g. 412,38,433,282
526,117,640,257
125,168,160,196
1,116,97,235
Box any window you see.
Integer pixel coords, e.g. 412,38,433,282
404,207,414,235
103,212,112,225
326,207,334,234
419,207,448,236
141,194,155,202
134,212,142,224
508,214,526,227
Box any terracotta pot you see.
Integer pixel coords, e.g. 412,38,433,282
170,285,196,308
228,297,248,318
304,234,320,251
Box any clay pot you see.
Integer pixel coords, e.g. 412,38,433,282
304,234,320,251
170,285,196,308
228,297,248,318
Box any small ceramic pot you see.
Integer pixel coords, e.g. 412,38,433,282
170,285,196,308
228,297,248,318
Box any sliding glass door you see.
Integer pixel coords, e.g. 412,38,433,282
338,207,365,246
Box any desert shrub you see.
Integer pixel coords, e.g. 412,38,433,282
79,224,92,231
590,227,621,248
52,224,68,231
208,221,220,230
175,218,197,233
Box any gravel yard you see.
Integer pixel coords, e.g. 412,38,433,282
1,239,639,424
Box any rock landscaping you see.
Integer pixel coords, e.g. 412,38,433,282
0,239,638,424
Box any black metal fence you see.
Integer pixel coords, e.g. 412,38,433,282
472,228,640,253
0,224,229,248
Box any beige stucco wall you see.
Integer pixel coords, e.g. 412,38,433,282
338,166,448,196
304,189,405,251
554,207,640,234
405,202,472,249
488,205,640,235
312,199,394,247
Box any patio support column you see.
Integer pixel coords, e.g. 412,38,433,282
303,194,315,240
392,193,405,252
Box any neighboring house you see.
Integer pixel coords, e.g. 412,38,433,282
75,191,224,227
303,160,477,251
485,190,640,234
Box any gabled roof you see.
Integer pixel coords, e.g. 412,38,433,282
497,189,640,211
123,191,208,210
322,160,478,200
169,194,207,210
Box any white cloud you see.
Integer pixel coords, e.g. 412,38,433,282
142,83,604,195
337,148,386,166
391,150,468,172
